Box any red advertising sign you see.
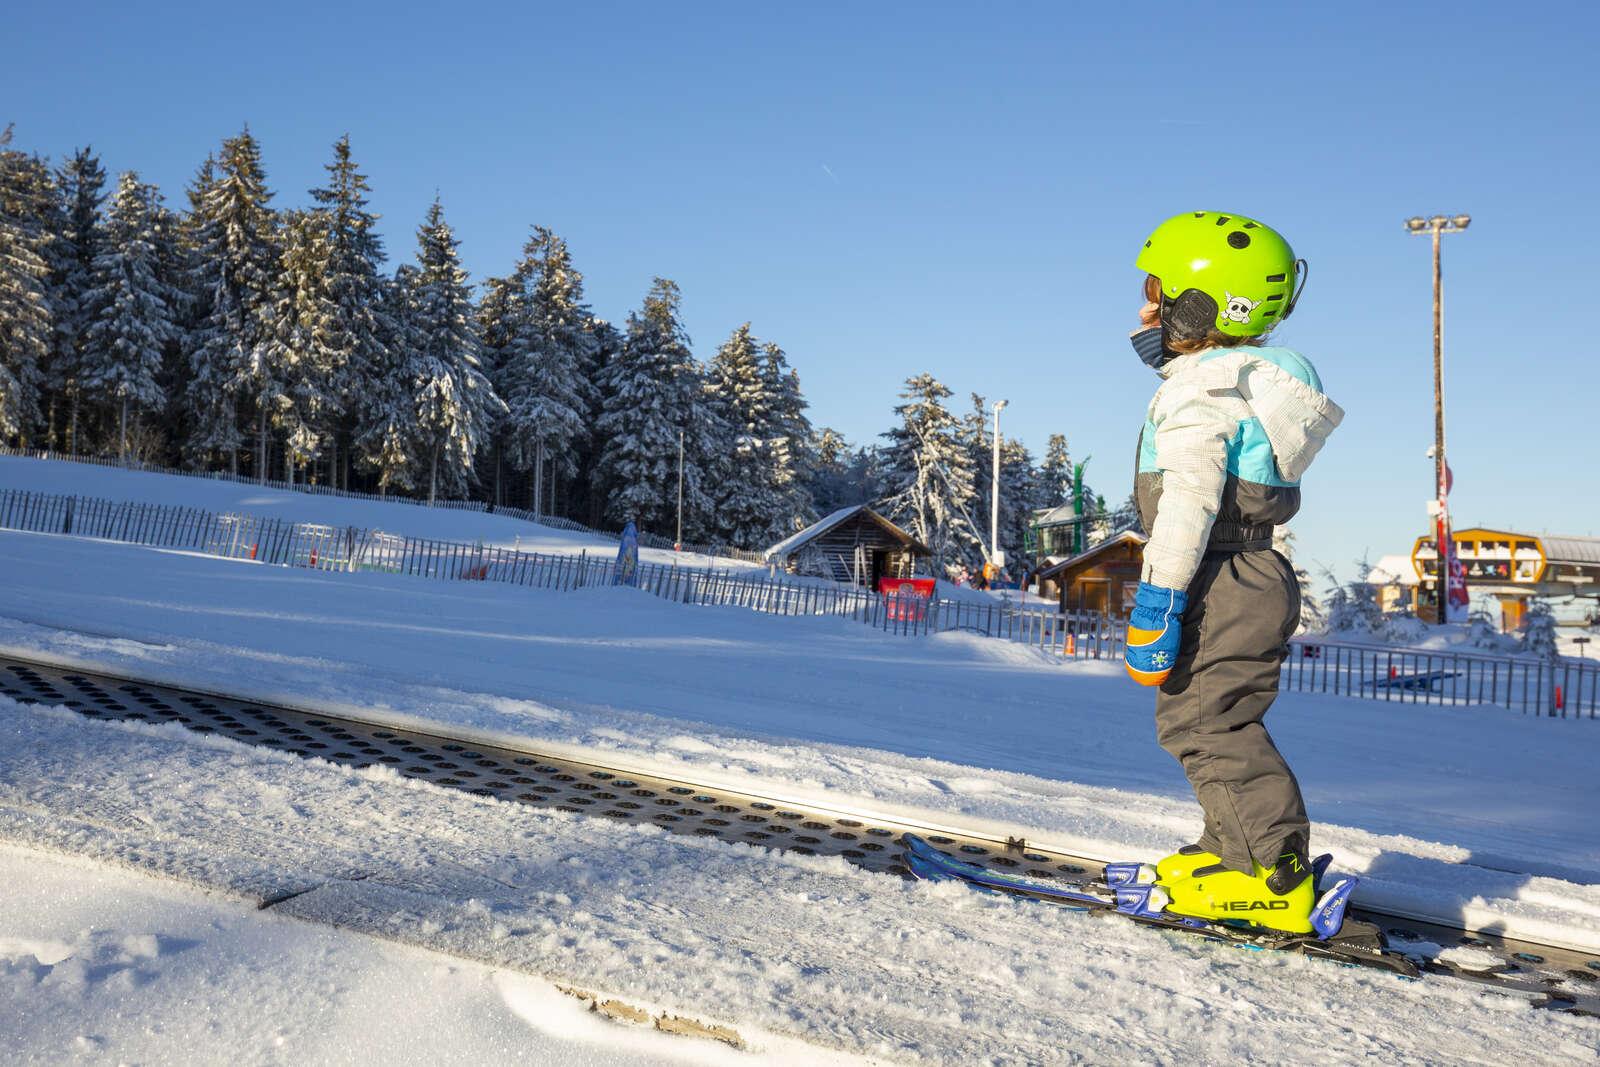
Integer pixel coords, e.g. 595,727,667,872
879,577,936,622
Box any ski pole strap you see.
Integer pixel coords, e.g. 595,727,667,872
1207,522,1276,552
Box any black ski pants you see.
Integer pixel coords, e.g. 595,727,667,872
1155,548,1308,875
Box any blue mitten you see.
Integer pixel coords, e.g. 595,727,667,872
1124,581,1187,686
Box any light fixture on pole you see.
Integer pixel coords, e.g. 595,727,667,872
675,429,684,552
1405,212,1470,623
990,399,1009,569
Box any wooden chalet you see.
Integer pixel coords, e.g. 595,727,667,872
765,505,931,588
1035,530,1148,619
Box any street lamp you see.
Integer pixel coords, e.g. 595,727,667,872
990,399,1009,570
1405,213,1470,623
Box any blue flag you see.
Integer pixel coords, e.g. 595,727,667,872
614,521,640,587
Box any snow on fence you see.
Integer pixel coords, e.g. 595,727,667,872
0,444,766,565
1285,639,1597,719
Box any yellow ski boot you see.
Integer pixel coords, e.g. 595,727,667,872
1154,843,1221,884
1162,850,1316,935
1107,843,1221,888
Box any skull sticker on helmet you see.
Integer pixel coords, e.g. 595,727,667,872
1222,292,1261,325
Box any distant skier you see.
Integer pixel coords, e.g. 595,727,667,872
1121,212,1343,933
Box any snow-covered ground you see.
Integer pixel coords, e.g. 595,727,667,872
4,705,1595,1064
0,454,752,570
3,457,1598,1059
1,844,833,1066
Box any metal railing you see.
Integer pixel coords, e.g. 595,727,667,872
0,488,954,637
1285,639,1597,718
0,444,767,565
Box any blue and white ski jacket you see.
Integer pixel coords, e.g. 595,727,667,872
1134,346,1344,591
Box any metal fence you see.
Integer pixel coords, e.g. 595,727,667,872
1285,639,1597,718
0,444,766,565
0,488,956,637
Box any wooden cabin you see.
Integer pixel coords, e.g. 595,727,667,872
1035,530,1148,619
765,505,931,588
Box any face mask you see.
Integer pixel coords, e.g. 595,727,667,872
1130,325,1171,371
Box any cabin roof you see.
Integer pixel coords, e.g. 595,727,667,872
1035,529,1148,581
764,505,932,561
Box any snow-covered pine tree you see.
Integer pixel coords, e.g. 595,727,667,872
959,396,993,569
998,436,1038,570
499,227,592,515
476,271,522,504
880,373,981,571
807,427,884,519
1038,433,1072,509
705,323,780,545
0,128,53,443
572,316,622,526
807,427,853,516
354,270,418,495
762,340,815,538
593,278,709,534
406,199,503,503
45,147,106,452
186,129,277,474
267,208,340,482
81,172,176,460
307,135,387,489
159,155,218,464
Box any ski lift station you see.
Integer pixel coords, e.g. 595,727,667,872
764,505,931,588
1409,527,1600,629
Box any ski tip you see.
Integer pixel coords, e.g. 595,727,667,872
1311,876,1359,940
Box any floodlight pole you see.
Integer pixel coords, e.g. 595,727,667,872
1406,214,1470,622
991,399,1008,567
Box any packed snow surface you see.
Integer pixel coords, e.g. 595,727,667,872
0,843,847,1066
2,705,1595,1064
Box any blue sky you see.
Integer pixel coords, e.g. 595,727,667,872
6,1,1596,577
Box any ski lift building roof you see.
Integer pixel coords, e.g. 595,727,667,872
764,505,931,587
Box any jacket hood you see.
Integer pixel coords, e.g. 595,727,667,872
1172,348,1344,483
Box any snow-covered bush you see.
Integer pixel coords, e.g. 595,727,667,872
1464,609,1515,651
1320,557,1385,635
1380,611,1428,644
1520,598,1559,658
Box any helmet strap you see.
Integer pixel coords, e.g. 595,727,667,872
1282,258,1309,320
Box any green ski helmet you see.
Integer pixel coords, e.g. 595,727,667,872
1135,211,1307,339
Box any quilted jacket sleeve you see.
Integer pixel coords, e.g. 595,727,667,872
1140,370,1238,591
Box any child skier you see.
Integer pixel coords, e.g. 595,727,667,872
1121,211,1343,933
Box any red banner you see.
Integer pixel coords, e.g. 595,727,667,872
1435,508,1469,624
